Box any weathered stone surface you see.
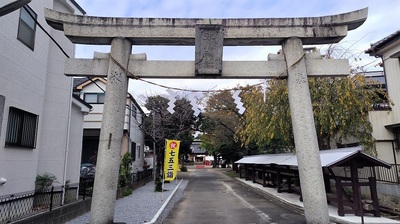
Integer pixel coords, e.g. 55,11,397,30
65,57,349,78
45,8,367,46
283,37,330,223
89,37,132,224
195,24,223,76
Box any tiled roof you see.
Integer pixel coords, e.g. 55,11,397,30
192,147,207,154
366,30,400,56
73,77,89,89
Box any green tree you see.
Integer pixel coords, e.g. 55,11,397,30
239,75,389,156
142,94,198,190
239,84,294,153
200,91,244,167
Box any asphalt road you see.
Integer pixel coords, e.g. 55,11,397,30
163,168,306,224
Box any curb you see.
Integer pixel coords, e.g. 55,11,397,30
145,179,183,224
235,178,304,215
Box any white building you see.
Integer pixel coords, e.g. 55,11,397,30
0,0,87,197
366,30,400,164
73,77,147,173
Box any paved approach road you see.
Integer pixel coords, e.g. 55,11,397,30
163,168,306,224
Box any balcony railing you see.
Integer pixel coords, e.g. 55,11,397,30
331,164,400,183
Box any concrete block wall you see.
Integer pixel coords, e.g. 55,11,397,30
16,199,92,224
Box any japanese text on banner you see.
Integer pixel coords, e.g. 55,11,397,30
164,139,180,181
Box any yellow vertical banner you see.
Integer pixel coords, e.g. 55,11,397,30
164,139,180,181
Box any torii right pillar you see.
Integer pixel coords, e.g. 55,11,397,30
283,37,330,223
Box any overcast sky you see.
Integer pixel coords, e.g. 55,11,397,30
73,0,400,101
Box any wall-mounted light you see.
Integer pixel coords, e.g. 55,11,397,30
0,177,7,185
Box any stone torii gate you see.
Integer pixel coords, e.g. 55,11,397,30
45,8,367,224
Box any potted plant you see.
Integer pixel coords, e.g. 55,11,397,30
35,172,57,192
33,172,58,209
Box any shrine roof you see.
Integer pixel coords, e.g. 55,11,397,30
235,146,390,168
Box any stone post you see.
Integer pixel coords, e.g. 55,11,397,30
282,37,330,223
89,37,132,224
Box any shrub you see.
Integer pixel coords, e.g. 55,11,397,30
123,188,133,197
154,177,162,192
119,152,132,188
35,172,57,191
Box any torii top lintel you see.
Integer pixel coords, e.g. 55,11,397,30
45,8,367,46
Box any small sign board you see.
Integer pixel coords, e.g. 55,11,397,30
195,24,223,76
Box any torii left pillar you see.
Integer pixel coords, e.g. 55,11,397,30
90,37,131,224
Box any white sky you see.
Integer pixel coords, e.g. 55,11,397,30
73,0,400,102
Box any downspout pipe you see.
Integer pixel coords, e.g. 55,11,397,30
152,107,156,181
61,78,73,205
128,101,132,166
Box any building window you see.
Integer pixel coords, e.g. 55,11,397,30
131,142,136,162
0,95,4,138
17,6,37,50
365,73,390,111
394,129,400,151
84,93,105,104
140,113,143,124
131,105,137,119
5,107,38,148
137,145,141,158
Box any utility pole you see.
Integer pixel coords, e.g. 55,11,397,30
152,107,156,181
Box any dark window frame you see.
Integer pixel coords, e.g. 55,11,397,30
137,145,141,158
84,93,105,104
0,95,4,139
17,5,37,50
131,142,136,162
394,129,400,151
5,107,38,148
365,74,390,111
131,105,137,119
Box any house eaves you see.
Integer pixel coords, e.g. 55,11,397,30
67,0,85,15
127,93,145,115
0,0,31,17
72,94,92,113
73,77,89,89
385,123,400,131
75,77,107,90
366,30,400,57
